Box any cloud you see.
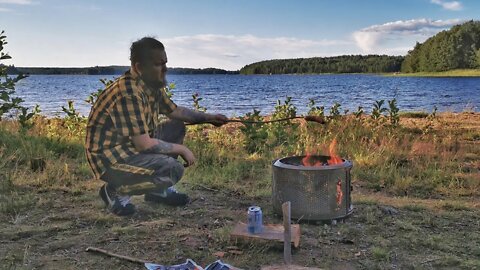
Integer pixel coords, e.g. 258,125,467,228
353,18,463,53
0,0,33,4
0,7,11,11
161,34,355,70
431,0,462,11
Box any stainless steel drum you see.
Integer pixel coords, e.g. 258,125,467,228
272,155,353,221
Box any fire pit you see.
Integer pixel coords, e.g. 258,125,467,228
272,155,353,221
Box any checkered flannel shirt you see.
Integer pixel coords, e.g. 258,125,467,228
85,69,177,179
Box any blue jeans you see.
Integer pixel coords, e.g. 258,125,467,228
100,119,186,195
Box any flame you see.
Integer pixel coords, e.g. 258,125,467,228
302,152,323,166
302,139,343,167
327,139,343,165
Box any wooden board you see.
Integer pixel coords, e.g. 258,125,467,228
230,222,300,248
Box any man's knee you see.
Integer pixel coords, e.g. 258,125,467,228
168,158,184,184
152,157,184,187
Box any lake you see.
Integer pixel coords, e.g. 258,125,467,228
13,74,480,117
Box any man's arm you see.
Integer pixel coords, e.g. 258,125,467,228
131,134,196,166
167,106,228,126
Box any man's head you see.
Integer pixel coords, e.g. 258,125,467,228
130,37,167,88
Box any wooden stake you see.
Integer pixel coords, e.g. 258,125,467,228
85,246,150,264
282,201,292,265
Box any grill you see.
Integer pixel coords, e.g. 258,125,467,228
272,155,353,221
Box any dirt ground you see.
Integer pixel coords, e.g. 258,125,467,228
1,180,479,270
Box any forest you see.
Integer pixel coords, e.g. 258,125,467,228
240,55,404,74
241,20,480,75
4,65,238,75
401,20,480,72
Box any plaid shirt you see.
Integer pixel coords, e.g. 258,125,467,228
85,69,177,179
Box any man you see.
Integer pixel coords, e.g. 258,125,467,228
85,37,228,216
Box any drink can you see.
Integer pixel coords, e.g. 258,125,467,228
247,206,263,234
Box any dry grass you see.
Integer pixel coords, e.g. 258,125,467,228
0,112,479,269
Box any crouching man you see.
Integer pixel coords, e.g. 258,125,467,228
85,37,228,216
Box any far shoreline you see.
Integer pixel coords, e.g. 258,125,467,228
382,69,480,77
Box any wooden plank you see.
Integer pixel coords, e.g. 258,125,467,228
282,201,292,264
230,222,300,248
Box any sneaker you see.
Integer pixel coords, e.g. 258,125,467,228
144,186,189,206
99,184,136,216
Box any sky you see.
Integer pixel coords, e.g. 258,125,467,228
0,0,479,70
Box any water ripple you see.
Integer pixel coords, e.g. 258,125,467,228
12,74,480,117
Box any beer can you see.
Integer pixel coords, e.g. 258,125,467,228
247,206,263,234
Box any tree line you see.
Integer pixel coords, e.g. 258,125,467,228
4,65,238,75
240,55,404,74
401,20,480,72
241,20,480,75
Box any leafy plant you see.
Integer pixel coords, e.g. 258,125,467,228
387,98,400,126
423,105,438,134
164,82,175,99
18,104,40,132
0,31,28,120
60,100,86,139
329,102,341,119
239,109,268,153
268,97,298,149
354,106,364,118
371,100,387,121
307,98,325,118
85,78,113,105
192,93,207,112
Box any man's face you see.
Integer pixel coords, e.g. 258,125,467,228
138,49,168,88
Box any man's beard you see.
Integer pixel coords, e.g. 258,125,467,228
145,77,167,89
152,80,166,89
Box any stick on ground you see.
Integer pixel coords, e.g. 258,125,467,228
85,246,150,264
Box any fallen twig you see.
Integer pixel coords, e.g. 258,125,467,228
191,183,220,192
420,258,439,264
85,246,150,264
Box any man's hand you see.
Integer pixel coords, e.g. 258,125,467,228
179,145,196,167
207,113,229,127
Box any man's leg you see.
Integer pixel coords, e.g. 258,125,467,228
98,119,188,215
104,154,184,193
99,153,185,215
144,119,189,202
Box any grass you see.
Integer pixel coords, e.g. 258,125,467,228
385,69,480,77
0,112,479,269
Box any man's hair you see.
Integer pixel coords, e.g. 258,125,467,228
130,37,165,65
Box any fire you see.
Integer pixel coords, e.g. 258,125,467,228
302,139,343,167
327,139,343,165
302,152,323,166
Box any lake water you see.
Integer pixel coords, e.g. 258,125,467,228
13,74,480,117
